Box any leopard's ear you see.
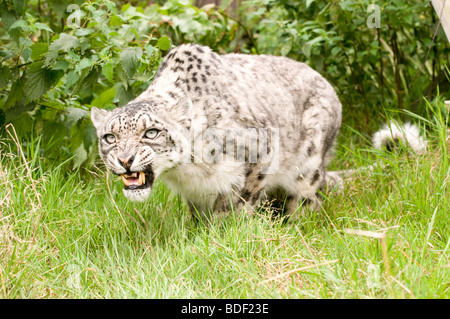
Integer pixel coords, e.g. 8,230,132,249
170,96,193,121
91,107,110,131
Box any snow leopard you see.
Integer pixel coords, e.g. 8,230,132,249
90,44,423,220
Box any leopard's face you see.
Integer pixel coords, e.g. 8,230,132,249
91,102,190,202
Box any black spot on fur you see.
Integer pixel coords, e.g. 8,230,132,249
241,189,252,201
385,138,400,152
311,170,320,185
323,130,337,156
168,91,178,99
171,66,184,72
159,61,167,71
285,194,294,201
307,144,315,156
302,198,312,206
166,51,175,60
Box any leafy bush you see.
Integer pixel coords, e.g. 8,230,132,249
0,0,237,167
240,0,450,123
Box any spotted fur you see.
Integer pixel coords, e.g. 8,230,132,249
91,44,342,219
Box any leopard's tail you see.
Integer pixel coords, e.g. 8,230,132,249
372,122,427,153
325,122,427,190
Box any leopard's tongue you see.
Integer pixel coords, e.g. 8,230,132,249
121,172,146,187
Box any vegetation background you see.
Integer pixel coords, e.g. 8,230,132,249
0,0,449,298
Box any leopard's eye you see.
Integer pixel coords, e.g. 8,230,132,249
104,134,116,144
144,129,160,139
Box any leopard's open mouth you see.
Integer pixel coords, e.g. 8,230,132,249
120,169,154,190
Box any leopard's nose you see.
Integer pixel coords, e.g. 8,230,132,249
118,154,135,170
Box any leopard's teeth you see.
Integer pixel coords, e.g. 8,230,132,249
121,172,146,186
121,174,130,186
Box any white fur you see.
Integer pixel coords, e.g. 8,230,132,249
372,122,427,153
159,161,245,211
123,187,152,202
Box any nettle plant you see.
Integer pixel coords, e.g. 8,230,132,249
0,0,236,168
241,0,450,119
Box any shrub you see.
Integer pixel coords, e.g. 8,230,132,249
0,0,236,167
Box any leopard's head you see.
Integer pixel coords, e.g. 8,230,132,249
91,98,192,202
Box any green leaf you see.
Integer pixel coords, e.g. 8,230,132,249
0,66,11,88
83,124,97,150
70,119,94,169
109,14,123,26
91,87,117,108
115,83,134,106
45,33,80,66
52,60,70,71
1,10,17,30
66,50,81,63
75,58,93,73
13,0,26,16
219,0,234,10
65,70,80,88
24,61,62,103
145,44,155,57
306,0,316,8
22,47,32,62
331,46,342,56
116,67,129,90
102,62,114,83
120,46,143,79
75,28,93,36
9,19,28,31
156,36,172,51
30,42,49,61
339,0,356,11
80,66,101,91
72,143,88,169
71,66,101,95
3,76,26,111
35,22,53,33
64,107,89,128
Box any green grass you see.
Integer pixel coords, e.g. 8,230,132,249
0,105,449,298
